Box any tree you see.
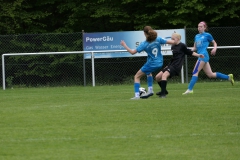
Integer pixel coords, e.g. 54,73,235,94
0,0,239,33
0,0,55,34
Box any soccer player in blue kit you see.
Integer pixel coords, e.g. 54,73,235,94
182,21,234,95
120,26,175,100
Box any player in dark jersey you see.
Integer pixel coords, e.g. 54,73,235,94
155,33,204,98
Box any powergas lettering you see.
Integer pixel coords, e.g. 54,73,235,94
86,36,114,42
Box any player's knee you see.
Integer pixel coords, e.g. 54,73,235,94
162,74,168,80
155,75,161,81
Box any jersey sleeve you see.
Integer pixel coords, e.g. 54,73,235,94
156,37,167,44
136,41,146,53
207,33,214,42
181,43,193,55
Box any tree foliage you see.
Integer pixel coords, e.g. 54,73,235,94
0,0,239,34
0,0,239,87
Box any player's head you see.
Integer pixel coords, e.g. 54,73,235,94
198,21,208,33
143,26,157,42
171,33,181,44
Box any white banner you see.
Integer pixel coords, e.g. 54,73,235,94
83,29,185,59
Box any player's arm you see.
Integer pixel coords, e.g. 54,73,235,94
192,52,204,58
166,39,175,45
120,40,137,55
183,44,204,58
191,43,197,51
211,40,217,56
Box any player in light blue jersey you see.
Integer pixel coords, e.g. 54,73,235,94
183,21,234,95
120,26,175,100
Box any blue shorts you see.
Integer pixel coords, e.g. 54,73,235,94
198,54,209,62
141,63,162,75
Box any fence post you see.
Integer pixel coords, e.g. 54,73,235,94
184,26,188,83
91,52,95,87
2,54,6,90
82,30,86,86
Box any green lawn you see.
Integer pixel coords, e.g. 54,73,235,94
0,82,239,160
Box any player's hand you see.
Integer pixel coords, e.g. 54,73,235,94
199,54,204,58
211,48,216,56
120,40,126,46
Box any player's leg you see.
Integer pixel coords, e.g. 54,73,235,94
140,65,161,99
160,66,179,96
155,71,163,95
131,69,145,100
203,63,234,85
183,60,205,95
156,67,171,95
159,71,170,98
147,73,154,94
140,73,155,99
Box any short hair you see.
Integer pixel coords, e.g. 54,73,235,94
172,33,181,40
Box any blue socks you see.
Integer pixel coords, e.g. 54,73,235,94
188,73,229,90
147,76,153,93
147,76,153,87
216,72,229,80
188,76,198,90
134,76,153,96
134,83,140,93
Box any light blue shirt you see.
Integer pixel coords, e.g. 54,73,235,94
136,37,167,67
195,32,214,62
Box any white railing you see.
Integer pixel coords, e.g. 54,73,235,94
1,49,172,90
2,46,240,90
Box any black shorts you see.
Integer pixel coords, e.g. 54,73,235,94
162,66,179,78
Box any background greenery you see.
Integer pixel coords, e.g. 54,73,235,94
2,27,239,88
0,1,239,88
0,82,239,159
0,0,239,34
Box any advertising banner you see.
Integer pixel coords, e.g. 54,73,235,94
83,29,185,59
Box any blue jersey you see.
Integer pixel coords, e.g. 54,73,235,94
194,32,214,62
136,37,167,67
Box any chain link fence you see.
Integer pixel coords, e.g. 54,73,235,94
1,27,239,89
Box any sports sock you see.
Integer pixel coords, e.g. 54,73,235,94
160,81,168,94
216,72,229,80
134,83,140,97
158,81,162,91
147,76,153,93
161,80,167,95
188,76,198,90
158,81,162,88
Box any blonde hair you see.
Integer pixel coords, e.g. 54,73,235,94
172,33,181,40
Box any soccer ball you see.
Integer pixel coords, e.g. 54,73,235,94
139,87,147,96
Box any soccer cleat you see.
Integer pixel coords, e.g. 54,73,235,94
156,90,169,95
140,92,154,99
228,74,234,86
130,97,140,100
159,94,166,98
182,90,193,95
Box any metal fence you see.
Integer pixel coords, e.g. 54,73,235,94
1,27,240,89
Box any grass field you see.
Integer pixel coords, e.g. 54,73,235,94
0,82,239,160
